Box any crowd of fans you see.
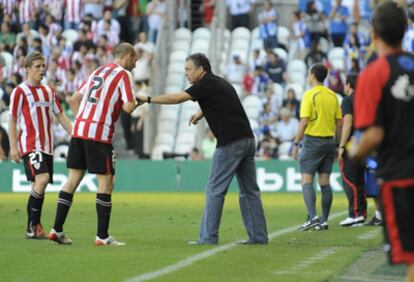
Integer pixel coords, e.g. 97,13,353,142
1,0,414,161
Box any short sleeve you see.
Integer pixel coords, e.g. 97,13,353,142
9,87,23,118
119,70,135,103
341,96,352,116
299,91,312,118
77,79,88,96
52,89,63,115
354,57,390,129
185,83,205,101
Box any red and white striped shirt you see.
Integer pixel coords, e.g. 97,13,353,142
72,63,135,143
9,81,63,156
65,0,83,24
0,0,15,16
19,0,37,24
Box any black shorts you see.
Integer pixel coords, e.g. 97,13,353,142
67,137,115,175
381,178,414,264
23,151,54,183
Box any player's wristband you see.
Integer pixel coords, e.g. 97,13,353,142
147,96,151,104
293,142,299,146
340,145,345,149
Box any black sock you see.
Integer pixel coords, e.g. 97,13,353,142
96,193,112,239
29,191,44,225
53,191,74,233
321,184,333,222
26,197,31,231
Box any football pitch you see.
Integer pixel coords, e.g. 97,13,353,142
0,192,390,282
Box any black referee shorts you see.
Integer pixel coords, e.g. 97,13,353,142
381,178,414,264
67,137,115,175
23,151,54,183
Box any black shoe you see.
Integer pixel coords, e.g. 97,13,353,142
237,240,268,245
365,216,383,226
298,216,320,231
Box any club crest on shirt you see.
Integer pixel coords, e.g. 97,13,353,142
34,163,40,170
391,74,414,102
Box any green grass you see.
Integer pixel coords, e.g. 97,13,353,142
0,193,382,282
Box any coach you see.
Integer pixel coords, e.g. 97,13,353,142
136,53,268,245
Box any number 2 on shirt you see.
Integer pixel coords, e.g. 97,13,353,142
87,76,104,104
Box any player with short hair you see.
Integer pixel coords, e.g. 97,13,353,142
292,63,342,231
352,2,414,281
8,51,72,239
48,43,139,246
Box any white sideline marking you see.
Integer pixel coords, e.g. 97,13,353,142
340,276,403,282
124,211,347,282
358,229,380,240
273,247,340,275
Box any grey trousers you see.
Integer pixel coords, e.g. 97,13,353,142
199,138,268,244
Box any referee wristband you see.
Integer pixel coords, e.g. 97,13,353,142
147,96,151,104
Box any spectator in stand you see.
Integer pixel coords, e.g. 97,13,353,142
64,0,83,29
127,0,142,42
201,129,216,159
84,0,104,21
282,87,300,119
403,12,414,52
225,54,246,85
304,40,327,68
344,32,362,73
265,52,286,84
304,0,326,46
256,134,278,159
73,29,94,51
249,49,266,72
258,0,278,50
99,20,120,48
226,0,255,30
328,69,344,96
18,0,38,28
262,82,281,113
146,0,166,43
329,0,349,47
17,23,37,48
112,0,129,42
13,37,28,59
259,103,278,137
276,107,299,144
0,21,16,53
132,47,152,85
291,10,307,60
176,0,189,28
202,0,215,27
190,147,202,160
250,65,268,96
134,32,155,55
97,10,121,35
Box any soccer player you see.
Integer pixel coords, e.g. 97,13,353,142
292,63,342,231
352,2,414,281
48,43,139,246
136,53,268,245
8,51,72,239
338,74,366,227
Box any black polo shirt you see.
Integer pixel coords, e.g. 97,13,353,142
341,94,354,139
185,72,253,147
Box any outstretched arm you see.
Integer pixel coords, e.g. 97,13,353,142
136,92,193,105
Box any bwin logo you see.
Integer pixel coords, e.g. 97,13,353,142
391,74,414,102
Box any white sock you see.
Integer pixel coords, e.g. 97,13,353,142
375,210,382,220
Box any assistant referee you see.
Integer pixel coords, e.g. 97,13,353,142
292,63,342,231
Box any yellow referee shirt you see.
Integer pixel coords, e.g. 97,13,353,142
300,85,342,137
